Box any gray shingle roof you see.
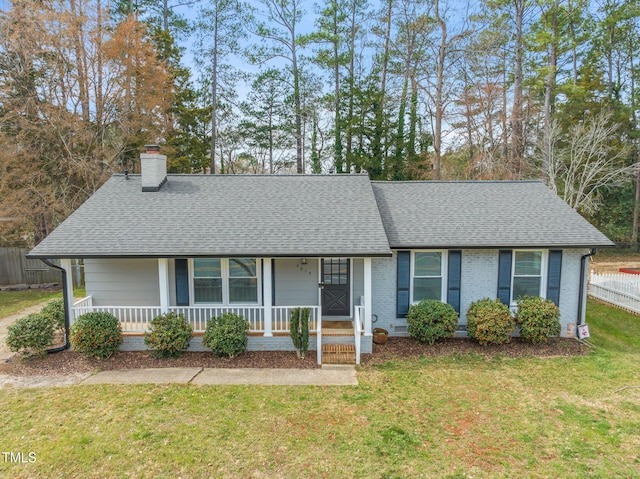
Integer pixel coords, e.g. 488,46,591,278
371,180,614,249
28,174,392,258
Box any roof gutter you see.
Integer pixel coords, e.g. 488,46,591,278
577,248,597,328
40,259,70,353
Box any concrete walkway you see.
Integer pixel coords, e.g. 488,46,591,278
81,365,358,386
1,366,358,389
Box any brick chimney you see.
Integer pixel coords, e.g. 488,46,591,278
140,144,167,192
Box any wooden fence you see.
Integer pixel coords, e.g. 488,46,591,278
588,272,640,315
0,247,83,286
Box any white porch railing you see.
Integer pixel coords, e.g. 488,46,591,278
354,305,364,365
271,306,321,333
72,296,93,316
589,272,640,315
71,299,322,335
171,306,265,333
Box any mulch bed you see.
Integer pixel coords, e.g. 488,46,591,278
0,337,589,377
363,336,589,366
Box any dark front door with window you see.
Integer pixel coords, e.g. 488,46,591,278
321,258,350,316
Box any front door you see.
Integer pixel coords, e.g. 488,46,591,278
321,258,350,316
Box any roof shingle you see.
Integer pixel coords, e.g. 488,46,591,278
371,180,614,249
28,174,392,258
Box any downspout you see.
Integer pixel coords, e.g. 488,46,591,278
41,259,71,353
577,248,596,328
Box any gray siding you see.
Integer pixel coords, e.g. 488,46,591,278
85,258,160,306
274,259,319,306
352,258,364,309
370,249,589,338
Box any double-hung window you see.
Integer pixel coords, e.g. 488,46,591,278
411,251,447,303
194,259,222,303
228,258,258,303
511,250,546,302
192,258,259,304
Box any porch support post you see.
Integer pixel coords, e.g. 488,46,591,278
60,259,74,324
364,257,373,336
263,258,273,336
158,258,170,313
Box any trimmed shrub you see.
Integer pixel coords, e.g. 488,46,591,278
516,296,561,344
40,298,65,332
202,313,248,358
466,298,515,345
70,312,122,359
406,300,458,345
144,312,193,358
290,307,311,358
6,313,55,357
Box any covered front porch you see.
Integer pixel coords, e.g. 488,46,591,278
65,257,375,364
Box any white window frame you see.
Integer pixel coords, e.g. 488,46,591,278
189,258,262,306
410,250,448,304
510,249,548,305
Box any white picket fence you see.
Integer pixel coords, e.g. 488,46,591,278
588,272,640,315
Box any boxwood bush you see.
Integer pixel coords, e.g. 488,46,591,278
144,312,193,358
40,298,65,332
406,300,458,344
466,298,515,345
70,312,122,359
202,313,249,358
6,313,55,357
516,296,561,344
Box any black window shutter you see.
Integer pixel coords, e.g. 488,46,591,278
497,250,512,305
271,259,276,305
547,250,563,306
175,259,189,306
447,250,462,313
397,251,411,318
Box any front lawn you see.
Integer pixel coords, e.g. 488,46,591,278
1,300,639,478
0,290,62,319
0,288,87,320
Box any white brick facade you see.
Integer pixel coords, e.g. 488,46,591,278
371,248,590,338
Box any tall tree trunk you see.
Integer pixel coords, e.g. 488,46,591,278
510,0,525,178
96,0,104,145
502,46,509,164
292,42,303,174
408,76,418,173
70,0,90,119
371,0,393,178
631,38,639,247
210,5,219,174
345,0,358,173
333,5,342,173
433,0,446,180
542,1,559,181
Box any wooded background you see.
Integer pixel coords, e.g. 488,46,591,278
0,0,638,247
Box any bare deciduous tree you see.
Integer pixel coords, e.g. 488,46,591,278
542,112,636,214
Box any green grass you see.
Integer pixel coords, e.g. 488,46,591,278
1,299,639,478
0,290,62,319
0,288,86,319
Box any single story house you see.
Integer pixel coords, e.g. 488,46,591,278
28,147,614,364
